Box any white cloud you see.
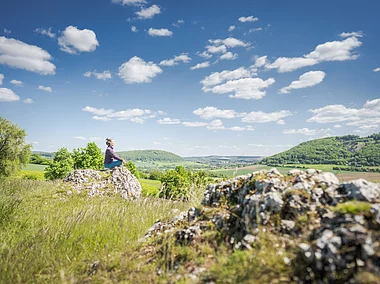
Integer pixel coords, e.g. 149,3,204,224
220,52,238,60
83,70,112,80
58,26,99,54
201,67,253,86
38,85,52,92
157,117,181,124
209,37,250,48
3,28,11,34
10,79,23,86
0,74,3,85
183,121,208,127
82,106,114,116
190,61,210,70
242,110,293,123
203,77,275,100
193,106,242,119
35,27,56,38
131,26,138,32
279,70,326,94
148,28,173,37
339,31,363,38
92,116,112,121
228,25,236,32
307,98,380,126
285,128,333,136
173,19,185,28
207,119,224,130
136,5,161,19
249,27,262,33
108,109,150,121
253,55,268,67
0,88,19,102
23,98,33,104
159,53,191,66
374,67,380,72
0,36,56,75
197,51,212,59
265,34,362,72
276,119,285,125
333,124,342,128
89,136,104,141
112,0,146,5
74,136,86,140
117,56,162,84
206,45,227,54
238,16,259,23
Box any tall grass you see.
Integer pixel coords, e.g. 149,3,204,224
0,179,192,283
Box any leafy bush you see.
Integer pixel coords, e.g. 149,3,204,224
44,148,74,180
149,170,163,180
22,173,39,180
124,161,140,179
0,117,31,178
73,142,103,170
29,153,51,165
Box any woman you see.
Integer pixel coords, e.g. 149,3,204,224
104,138,126,169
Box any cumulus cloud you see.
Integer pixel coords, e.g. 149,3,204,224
197,51,212,59
220,52,238,60
3,28,11,34
148,28,173,37
0,88,20,102
339,31,363,38
38,85,52,92
249,27,263,33
0,36,56,74
193,106,242,119
112,0,146,5
131,26,138,32
0,74,3,85
279,70,326,94
238,16,259,22
58,26,99,54
253,55,268,67
23,98,33,104
334,124,342,128
201,67,253,86
92,116,112,121
265,34,362,72
190,61,210,70
35,27,56,38
136,5,161,19
206,45,227,54
228,25,236,32
307,98,380,127
173,19,185,28
159,53,191,66
283,128,333,136
276,120,285,125
117,56,162,84
10,79,23,86
157,117,181,124
83,70,112,80
183,121,208,127
241,110,293,123
82,106,114,116
374,67,380,72
209,37,250,48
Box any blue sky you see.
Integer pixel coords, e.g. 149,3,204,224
0,0,379,156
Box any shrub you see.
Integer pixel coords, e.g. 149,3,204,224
73,142,103,170
44,148,74,180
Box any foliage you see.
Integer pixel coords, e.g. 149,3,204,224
331,201,372,215
159,166,208,200
149,170,164,180
117,149,183,163
124,161,140,179
72,142,103,170
44,147,74,180
0,117,31,178
30,153,51,165
261,133,380,166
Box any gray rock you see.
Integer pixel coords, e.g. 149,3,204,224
313,172,339,185
341,179,380,202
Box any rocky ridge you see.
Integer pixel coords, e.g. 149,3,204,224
144,168,380,282
63,167,142,199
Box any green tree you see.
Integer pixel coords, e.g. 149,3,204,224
159,166,191,200
44,148,74,180
124,161,140,179
72,142,103,170
0,117,31,178
30,153,50,165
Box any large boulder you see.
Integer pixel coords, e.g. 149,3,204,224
64,167,142,199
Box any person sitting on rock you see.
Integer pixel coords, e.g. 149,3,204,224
104,138,125,169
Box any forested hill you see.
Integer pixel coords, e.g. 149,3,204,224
261,133,380,166
116,150,183,163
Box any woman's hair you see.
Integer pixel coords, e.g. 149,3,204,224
105,138,113,146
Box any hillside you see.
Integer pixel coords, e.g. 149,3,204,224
184,155,263,166
261,133,380,166
116,149,183,163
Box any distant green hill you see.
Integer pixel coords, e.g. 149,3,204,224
116,150,183,163
261,133,380,166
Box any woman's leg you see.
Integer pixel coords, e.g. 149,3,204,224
104,160,122,169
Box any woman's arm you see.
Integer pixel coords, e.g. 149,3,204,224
107,148,124,161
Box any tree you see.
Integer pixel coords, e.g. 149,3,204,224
72,142,103,170
44,147,74,180
124,161,140,179
0,117,31,177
